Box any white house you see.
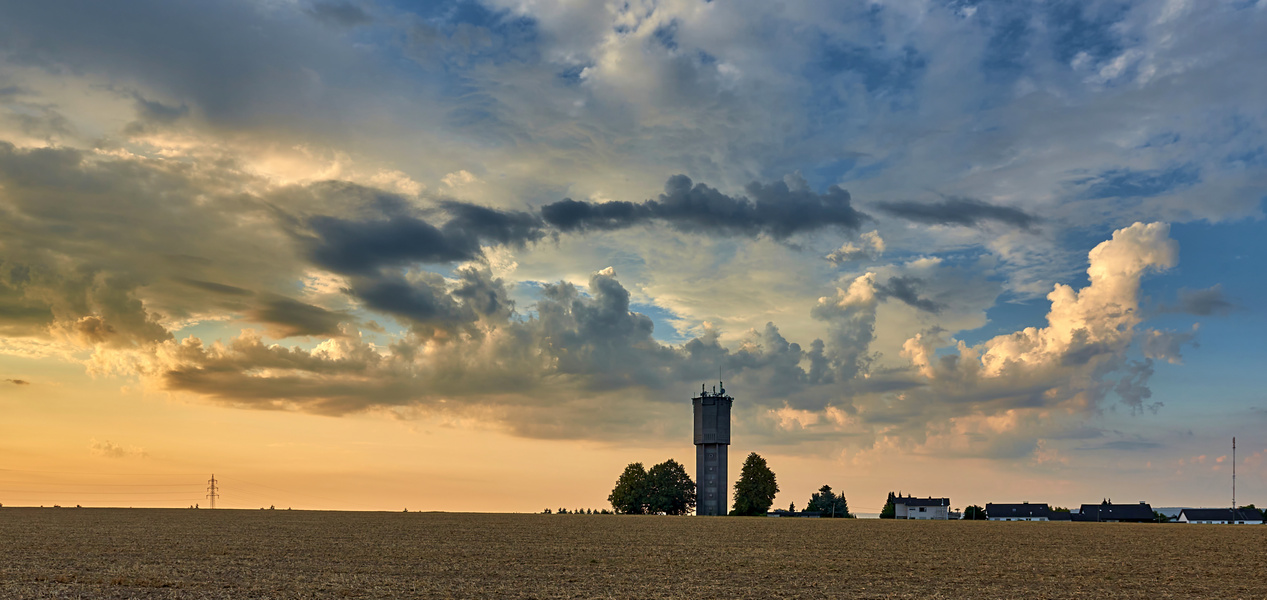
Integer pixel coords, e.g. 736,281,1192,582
894,495,950,520
1177,508,1263,524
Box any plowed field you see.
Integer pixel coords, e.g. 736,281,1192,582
2,508,1263,598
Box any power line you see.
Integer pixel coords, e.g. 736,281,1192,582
0,489,199,495
0,483,200,488
0,468,205,476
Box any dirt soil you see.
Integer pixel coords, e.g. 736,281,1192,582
2,508,1264,599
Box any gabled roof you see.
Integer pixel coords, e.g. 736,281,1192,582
986,503,1050,519
896,496,949,507
1074,503,1155,522
1180,508,1264,522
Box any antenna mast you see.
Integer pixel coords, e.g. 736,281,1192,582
206,474,219,509
1232,437,1236,512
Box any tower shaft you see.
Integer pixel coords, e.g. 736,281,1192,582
692,383,732,516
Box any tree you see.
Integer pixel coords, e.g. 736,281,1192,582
646,459,697,515
730,452,779,516
608,462,649,514
806,484,853,518
962,505,987,520
879,491,897,519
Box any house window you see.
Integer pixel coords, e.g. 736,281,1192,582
919,507,926,512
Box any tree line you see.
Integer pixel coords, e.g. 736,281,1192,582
605,452,853,517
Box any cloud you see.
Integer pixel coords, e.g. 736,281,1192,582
875,196,1039,229
302,192,545,276
89,439,148,459
247,295,349,338
825,230,885,264
889,222,1178,449
5,378,29,385
1077,440,1164,451
1164,285,1234,316
875,276,944,314
1114,359,1160,415
173,278,254,297
1141,326,1199,364
541,175,867,240
109,267,872,438
303,1,371,27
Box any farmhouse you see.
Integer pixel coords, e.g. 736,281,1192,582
894,495,950,520
986,502,1050,521
1177,508,1263,524
1072,502,1156,523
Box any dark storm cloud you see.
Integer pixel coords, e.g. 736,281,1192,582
347,272,465,326
875,276,943,314
173,278,253,297
541,175,867,239
5,378,30,385
248,295,348,338
304,202,544,276
304,2,372,27
875,196,1038,229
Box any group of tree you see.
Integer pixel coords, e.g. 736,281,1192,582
805,484,854,517
608,459,697,515
608,452,858,518
879,491,898,519
543,508,613,515
962,505,986,520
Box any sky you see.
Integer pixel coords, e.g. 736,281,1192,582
1,0,1265,515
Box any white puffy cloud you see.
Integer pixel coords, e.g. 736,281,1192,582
825,230,885,264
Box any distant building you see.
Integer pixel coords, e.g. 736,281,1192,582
894,495,950,520
693,382,732,516
1048,511,1072,521
765,510,822,518
1072,502,1156,523
986,502,1051,521
1177,508,1263,524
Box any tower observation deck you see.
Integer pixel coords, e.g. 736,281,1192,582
693,382,732,516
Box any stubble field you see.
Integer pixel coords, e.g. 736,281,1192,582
2,508,1264,599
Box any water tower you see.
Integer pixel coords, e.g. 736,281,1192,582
693,382,732,516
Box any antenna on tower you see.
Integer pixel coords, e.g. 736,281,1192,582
206,474,219,509
1232,437,1236,513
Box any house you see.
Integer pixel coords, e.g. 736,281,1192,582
765,510,822,518
1072,502,1156,523
894,495,950,520
986,502,1050,521
1048,510,1072,521
1177,508,1263,524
